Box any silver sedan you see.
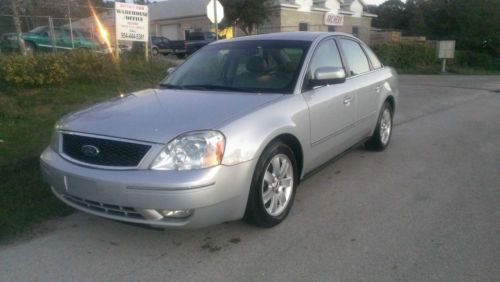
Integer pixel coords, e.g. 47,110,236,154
40,32,398,228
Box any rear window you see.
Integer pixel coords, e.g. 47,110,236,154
188,33,206,40
364,45,383,69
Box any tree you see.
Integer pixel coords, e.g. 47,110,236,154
373,0,500,54
372,0,406,30
10,0,26,55
219,0,273,35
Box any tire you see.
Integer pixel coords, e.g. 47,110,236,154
365,102,393,151
24,41,35,55
151,47,159,56
175,53,186,59
244,141,298,228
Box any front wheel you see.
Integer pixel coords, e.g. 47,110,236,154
24,41,35,55
244,141,298,228
365,102,393,151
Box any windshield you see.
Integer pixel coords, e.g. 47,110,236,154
161,40,311,94
29,26,48,34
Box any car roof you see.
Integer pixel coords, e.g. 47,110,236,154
214,32,357,44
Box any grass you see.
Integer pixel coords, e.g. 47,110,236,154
0,55,172,242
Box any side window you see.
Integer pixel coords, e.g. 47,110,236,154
308,39,343,80
339,39,370,76
364,45,382,69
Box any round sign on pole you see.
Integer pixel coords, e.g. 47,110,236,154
207,0,224,24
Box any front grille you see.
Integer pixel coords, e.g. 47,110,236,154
63,194,144,219
62,133,151,167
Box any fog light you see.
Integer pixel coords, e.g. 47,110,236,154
158,209,193,218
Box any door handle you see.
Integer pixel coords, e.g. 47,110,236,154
375,86,382,93
343,96,352,105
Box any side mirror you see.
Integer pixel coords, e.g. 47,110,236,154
311,67,346,87
166,67,176,75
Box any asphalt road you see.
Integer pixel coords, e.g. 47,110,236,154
1,75,499,281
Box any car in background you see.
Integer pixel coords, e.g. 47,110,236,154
0,26,103,54
185,31,216,56
41,32,398,229
150,35,186,58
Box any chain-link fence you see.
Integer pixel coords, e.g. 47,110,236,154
0,2,116,55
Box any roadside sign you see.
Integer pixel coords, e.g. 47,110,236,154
324,13,344,26
115,2,149,42
206,0,224,24
437,40,455,73
437,40,455,59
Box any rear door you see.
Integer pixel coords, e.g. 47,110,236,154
338,38,382,139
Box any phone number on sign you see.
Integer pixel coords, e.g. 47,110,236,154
120,32,145,40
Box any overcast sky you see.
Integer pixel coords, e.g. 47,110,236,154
363,0,388,5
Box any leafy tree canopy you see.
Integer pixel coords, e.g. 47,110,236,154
372,0,500,54
219,0,273,35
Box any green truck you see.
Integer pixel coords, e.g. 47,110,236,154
0,26,105,54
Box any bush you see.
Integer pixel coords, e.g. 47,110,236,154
454,51,500,71
372,43,439,72
0,53,69,87
0,50,172,89
372,42,500,74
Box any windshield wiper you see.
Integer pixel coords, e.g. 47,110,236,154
159,83,183,89
180,84,256,93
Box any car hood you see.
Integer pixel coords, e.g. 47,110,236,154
58,89,283,143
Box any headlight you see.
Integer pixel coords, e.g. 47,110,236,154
50,130,60,152
150,131,225,171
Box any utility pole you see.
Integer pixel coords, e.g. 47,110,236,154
10,0,26,55
213,0,218,40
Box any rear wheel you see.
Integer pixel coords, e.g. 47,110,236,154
151,47,159,56
244,141,298,228
365,102,393,151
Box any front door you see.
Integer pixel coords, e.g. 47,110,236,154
302,39,357,163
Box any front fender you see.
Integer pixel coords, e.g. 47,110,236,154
219,94,310,167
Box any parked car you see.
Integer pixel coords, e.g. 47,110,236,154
0,26,103,54
185,31,216,55
150,35,187,58
41,32,398,229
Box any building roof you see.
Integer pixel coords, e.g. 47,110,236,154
342,0,367,7
149,0,210,21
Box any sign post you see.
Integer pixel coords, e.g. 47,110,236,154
115,2,149,60
206,0,224,40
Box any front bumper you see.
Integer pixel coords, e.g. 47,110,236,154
40,147,255,228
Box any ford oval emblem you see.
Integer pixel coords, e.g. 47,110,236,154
81,145,100,157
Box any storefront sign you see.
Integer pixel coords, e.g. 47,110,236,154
324,13,344,26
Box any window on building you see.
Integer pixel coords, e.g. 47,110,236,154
339,39,370,76
328,26,336,32
352,26,359,38
299,23,309,31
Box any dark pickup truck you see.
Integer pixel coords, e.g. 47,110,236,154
185,31,216,55
150,32,216,58
150,36,186,58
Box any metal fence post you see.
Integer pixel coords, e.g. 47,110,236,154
48,16,56,52
67,2,75,49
